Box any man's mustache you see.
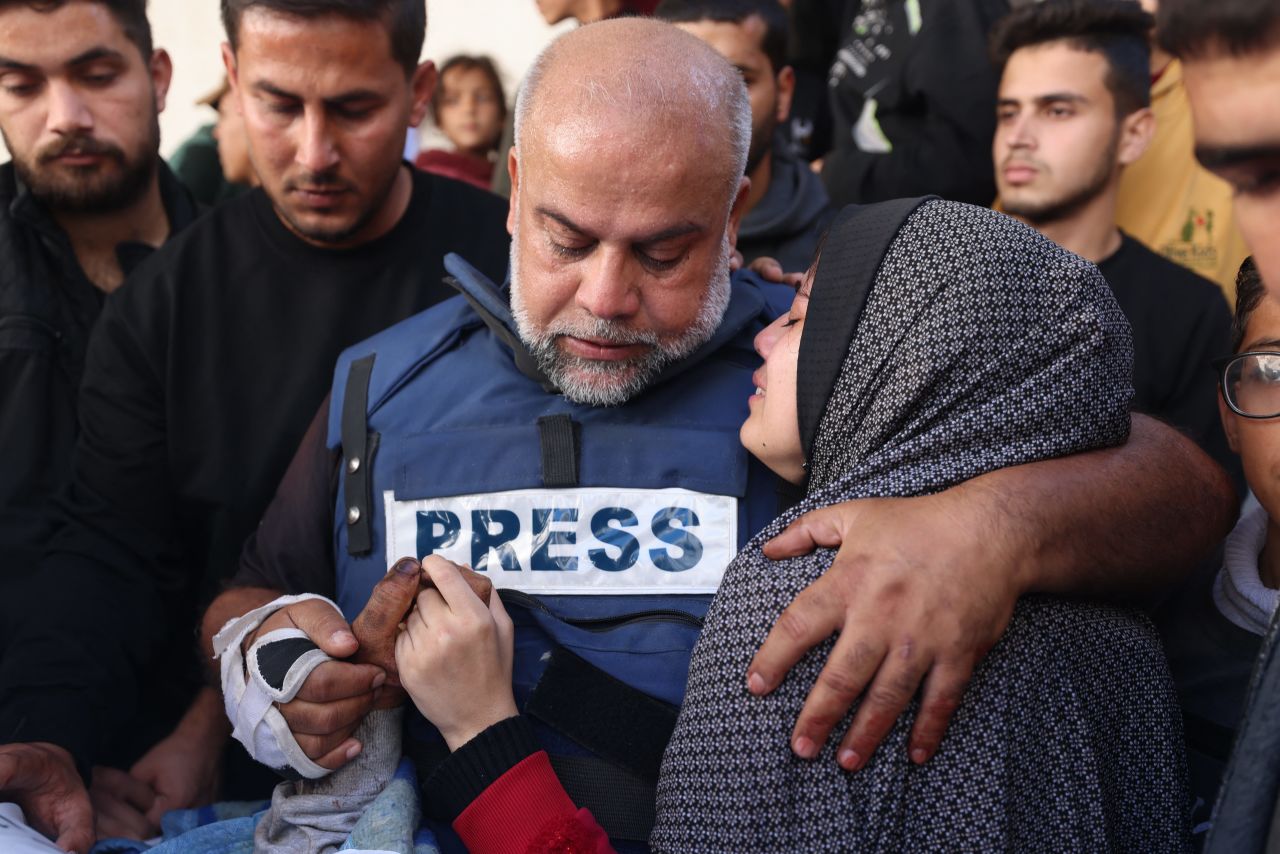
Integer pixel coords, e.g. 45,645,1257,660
284,170,354,193
38,135,124,164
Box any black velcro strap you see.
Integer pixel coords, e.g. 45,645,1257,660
342,354,376,554
537,414,579,488
525,646,677,783
547,754,656,842
255,637,319,692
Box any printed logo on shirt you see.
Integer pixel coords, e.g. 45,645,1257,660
1161,206,1220,271
383,487,739,594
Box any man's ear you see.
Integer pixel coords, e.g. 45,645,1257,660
506,147,520,236
149,49,173,114
1220,390,1241,454
221,43,238,95
409,60,438,128
726,175,752,252
1117,107,1156,167
774,65,796,125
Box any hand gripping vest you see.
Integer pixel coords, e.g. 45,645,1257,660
327,254,792,849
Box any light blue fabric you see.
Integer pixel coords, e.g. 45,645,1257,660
90,760,437,854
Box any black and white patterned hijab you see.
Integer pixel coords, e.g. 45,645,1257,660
652,200,1189,852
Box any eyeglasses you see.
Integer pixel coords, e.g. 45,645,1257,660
1214,351,1280,419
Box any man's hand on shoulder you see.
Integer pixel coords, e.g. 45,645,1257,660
0,741,93,853
748,490,1021,771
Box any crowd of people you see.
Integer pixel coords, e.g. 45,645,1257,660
0,0,1277,852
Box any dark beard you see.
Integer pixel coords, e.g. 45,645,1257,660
8,115,160,215
745,114,778,178
1001,134,1118,227
274,165,399,246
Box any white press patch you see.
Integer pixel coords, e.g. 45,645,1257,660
384,487,738,595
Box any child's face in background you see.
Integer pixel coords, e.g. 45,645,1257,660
437,66,503,158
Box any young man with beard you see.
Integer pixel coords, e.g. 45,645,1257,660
657,0,834,272
1155,2,1280,849
991,0,1239,488
201,18,1238,851
0,0,510,850
0,0,197,580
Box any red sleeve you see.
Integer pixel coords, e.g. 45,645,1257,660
453,751,614,854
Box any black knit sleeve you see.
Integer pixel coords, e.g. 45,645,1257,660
424,715,542,822
231,396,340,597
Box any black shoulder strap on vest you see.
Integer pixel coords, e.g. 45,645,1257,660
341,354,377,555
444,276,558,393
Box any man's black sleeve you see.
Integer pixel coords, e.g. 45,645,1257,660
232,397,339,597
0,291,187,776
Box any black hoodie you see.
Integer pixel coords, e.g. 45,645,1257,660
738,140,836,272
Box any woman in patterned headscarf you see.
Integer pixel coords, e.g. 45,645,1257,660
651,198,1190,852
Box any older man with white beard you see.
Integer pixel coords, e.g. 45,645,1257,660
200,16,1235,851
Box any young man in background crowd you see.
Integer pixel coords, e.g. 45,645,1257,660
0,0,510,849
990,0,1239,490
1157,1,1280,849
658,0,833,272
1114,0,1250,301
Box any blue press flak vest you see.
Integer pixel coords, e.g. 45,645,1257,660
326,253,792,849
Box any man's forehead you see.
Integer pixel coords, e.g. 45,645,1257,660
0,2,133,66
676,16,769,62
234,7,399,76
1001,43,1107,91
1184,49,1280,151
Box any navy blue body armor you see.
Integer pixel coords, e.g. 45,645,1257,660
326,254,791,848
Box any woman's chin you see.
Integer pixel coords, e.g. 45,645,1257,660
740,421,806,486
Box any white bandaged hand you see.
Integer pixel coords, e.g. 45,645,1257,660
212,594,342,780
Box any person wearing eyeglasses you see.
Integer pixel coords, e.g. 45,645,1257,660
1156,257,1278,841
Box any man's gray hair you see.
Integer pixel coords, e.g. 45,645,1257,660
513,19,751,204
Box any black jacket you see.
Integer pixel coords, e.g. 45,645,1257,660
790,0,1009,207
0,170,511,777
0,162,199,576
738,141,835,272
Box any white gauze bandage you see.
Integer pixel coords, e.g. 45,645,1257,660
212,593,344,780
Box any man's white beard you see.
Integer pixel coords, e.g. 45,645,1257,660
509,215,732,407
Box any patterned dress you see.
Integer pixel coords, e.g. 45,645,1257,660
652,200,1190,853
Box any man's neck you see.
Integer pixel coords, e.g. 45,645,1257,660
54,172,170,294
1023,189,1122,264
744,149,772,218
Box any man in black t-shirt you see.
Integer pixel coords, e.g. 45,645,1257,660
657,0,835,272
991,0,1238,487
0,1,510,850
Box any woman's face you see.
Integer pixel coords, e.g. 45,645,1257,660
436,67,504,158
740,275,809,484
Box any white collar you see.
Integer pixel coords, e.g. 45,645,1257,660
1213,502,1280,636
